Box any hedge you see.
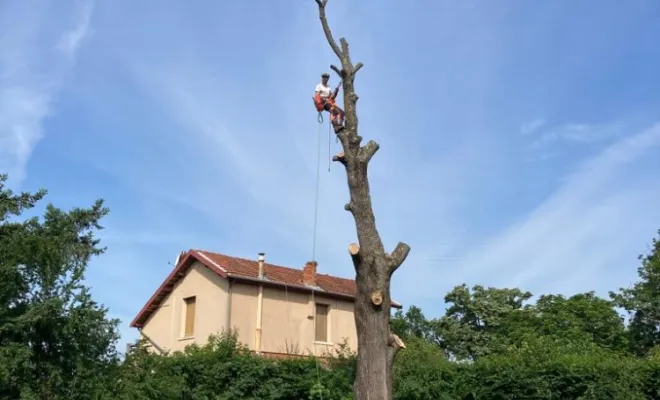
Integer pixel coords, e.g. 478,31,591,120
93,333,660,400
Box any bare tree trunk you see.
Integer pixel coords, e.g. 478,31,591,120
314,1,410,399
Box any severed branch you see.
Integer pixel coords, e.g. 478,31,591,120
354,62,364,75
387,242,411,274
358,140,380,163
332,151,346,165
387,332,406,362
348,242,361,265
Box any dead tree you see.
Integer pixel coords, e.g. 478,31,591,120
314,1,410,398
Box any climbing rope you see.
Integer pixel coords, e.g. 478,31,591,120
314,292,324,400
311,117,323,262
328,119,331,172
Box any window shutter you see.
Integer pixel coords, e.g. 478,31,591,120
315,303,329,342
184,296,196,337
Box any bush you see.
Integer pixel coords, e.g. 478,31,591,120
110,331,355,399
106,331,660,399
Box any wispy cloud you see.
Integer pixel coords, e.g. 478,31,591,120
529,122,622,149
520,119,546,135
56,1,94,59
438,122,660,299
0,0,94,185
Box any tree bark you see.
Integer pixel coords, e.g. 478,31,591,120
314,1,410,399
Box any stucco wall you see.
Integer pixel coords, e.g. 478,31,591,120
141,261,229,352
230,282,358,355
139,263,358,356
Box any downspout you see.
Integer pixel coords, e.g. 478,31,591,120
254,252,265,354
137,327,168,355
225,279,233,333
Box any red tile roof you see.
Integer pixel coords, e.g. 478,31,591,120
130,249,403,328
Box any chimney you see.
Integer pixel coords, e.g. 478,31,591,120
257,252,265,279
303,261,318,287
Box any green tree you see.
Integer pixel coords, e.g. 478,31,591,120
431,284,533,360
0,174,120,399
390,306,433,341
610,229,660,356
534,292,628,352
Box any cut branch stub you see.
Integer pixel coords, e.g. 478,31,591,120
388,332,406,350
348,242,361,265
387,332,406,368
388,242,411,274
371,290,383,306
332,151,346,165
359,140,380,163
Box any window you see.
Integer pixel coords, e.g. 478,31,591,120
184,296,196,337
315,303,329,342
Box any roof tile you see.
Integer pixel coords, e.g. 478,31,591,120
195,250,357,297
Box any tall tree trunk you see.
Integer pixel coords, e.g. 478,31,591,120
314,2,410,399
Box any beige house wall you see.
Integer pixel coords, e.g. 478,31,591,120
139,262,358,356
228,282,358,355
140,261,229,353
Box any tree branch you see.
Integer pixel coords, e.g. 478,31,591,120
387,332,406,362
358,140,380,163
387,242,411,274
330,64,344,79
354,62,364,75
315,0,343,60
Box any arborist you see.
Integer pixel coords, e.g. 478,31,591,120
313,72,345,133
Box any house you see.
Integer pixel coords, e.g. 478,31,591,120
129,249,403,358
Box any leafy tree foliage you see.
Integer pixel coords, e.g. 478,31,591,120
611,230,660,356
390,305,433,342
432,284,533,360
0,174,120,399
533,292,628,352
391,284,629,362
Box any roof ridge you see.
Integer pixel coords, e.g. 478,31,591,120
195,249,299,271
194,249,356,282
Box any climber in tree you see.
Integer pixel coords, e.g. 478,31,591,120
314,72,345,133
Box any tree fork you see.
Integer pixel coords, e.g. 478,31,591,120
315,1,410,399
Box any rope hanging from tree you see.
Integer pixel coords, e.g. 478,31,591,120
311,117,323,263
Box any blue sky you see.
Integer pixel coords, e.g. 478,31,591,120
2,0,660,352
